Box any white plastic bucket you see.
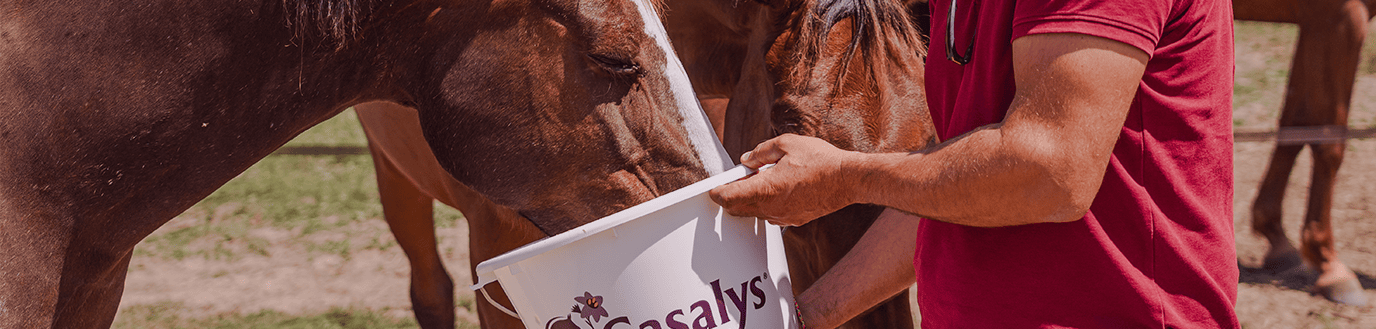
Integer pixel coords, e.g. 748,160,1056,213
471,165,798,329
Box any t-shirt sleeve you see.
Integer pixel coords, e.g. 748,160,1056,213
1011,0,1171,55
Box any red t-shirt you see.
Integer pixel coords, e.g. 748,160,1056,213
916,0,1238,327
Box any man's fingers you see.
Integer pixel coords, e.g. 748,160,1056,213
711,176,801,226
710,174,764,206
710,172,779,218
712,187,761,218
726,207,759,218
740,136,789,168
708,184,737,208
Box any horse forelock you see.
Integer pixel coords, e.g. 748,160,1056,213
282,0,385,48
789,0,927,92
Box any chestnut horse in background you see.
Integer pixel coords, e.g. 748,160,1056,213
357,0,936,327
1235,0,1374,306
0,0,723,327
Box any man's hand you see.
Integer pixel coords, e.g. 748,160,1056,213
708,134,862,226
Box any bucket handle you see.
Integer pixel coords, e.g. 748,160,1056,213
477,284,521,319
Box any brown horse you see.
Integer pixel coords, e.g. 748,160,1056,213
1235,0,1374,306
0,0,725,327
358,0,937,328
752,1,934,328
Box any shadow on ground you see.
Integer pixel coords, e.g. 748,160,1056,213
1239,260,1376,293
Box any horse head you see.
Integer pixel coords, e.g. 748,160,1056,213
377,0,724,235
762,0,935,153
665,0,936,157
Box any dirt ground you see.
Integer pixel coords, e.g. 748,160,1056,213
1226,19,1376,325
116,218,485,325
1229,139,1376,328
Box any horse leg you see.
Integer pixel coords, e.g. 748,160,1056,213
1305,142,1366,305
1287,0,1367,305
0,212,71,327
47,209,168,328
1253,143,1304,272
51,243,135,328
0,205,151,328
462,202,544,329
369,139,457,329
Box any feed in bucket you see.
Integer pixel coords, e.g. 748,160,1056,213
471,165,799,329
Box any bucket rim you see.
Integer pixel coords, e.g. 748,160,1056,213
470,165,756,290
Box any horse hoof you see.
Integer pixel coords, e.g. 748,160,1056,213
1317,276,1369,306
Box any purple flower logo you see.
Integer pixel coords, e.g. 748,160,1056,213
573,292,609,322
547,291,613,329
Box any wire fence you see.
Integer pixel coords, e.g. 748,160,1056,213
1234,126,1376,144
272,145,371,155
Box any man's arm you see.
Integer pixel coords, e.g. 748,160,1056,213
710,33,1149,227
795,208,919,329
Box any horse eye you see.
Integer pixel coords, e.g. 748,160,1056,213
588,54,642,77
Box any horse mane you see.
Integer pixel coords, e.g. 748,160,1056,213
789,0,927,90
282,0,385,48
